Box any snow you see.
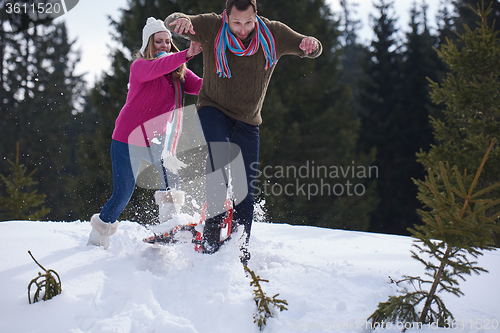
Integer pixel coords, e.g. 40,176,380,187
0,220,499,333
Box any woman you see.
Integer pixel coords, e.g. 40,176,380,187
87,17,202,249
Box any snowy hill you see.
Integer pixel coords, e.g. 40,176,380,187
0,220,499,333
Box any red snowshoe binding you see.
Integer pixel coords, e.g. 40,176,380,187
143,198,233,253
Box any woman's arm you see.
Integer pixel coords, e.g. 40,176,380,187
183,69,203,95
130,50,190,84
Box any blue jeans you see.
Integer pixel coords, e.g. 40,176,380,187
99,139,177,223
198,107,260,238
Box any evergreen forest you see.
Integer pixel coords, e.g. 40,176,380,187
1,0,499,238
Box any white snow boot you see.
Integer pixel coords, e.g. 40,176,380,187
87,214,119,250
155,189,185,223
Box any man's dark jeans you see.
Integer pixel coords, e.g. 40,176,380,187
198,106,260,246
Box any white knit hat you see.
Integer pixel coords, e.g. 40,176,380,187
140,17,171,56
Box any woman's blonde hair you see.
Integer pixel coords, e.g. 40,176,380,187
135,33,186,80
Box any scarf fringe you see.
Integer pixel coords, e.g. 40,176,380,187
162,151,187,173
162,75,186,172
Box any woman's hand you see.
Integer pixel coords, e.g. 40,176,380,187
186,41,203,59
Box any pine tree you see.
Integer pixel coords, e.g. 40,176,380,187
359,0,407,233
453,0,500,35
1,20,85,220
382,1,443,233
368,3,500,328
369,140,500,329
435,0,455,46
417,0,500,222
339,0,368,124
244,265,288,330
402,2,440,146
0,143,50,221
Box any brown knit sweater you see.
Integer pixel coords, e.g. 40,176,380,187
165,12,322,125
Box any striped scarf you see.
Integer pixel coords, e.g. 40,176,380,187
162,75,187,174
154,51,187,173
215,10,277,78
167,77,183,156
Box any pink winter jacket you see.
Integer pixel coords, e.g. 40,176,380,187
112,49,202,146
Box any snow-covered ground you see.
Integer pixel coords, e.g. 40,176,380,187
0,220,499,333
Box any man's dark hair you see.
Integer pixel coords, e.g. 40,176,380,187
226,0,257,16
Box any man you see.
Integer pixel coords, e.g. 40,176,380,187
165,0,322,261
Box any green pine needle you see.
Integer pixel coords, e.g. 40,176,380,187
245,265,288,330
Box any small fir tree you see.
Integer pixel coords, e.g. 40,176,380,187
244,265,288,330
368,2,500,328
419,0,500,246
369,140,500,329
0,143,50,221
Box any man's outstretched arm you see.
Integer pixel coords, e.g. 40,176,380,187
165,12,219,43
166,14,195,36
269,19,322,59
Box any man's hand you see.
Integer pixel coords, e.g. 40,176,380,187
186,41,202,59
169,18,195,35
299,37,319,54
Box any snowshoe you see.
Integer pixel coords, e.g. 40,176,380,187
143,198,233,253
143,223,202,245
